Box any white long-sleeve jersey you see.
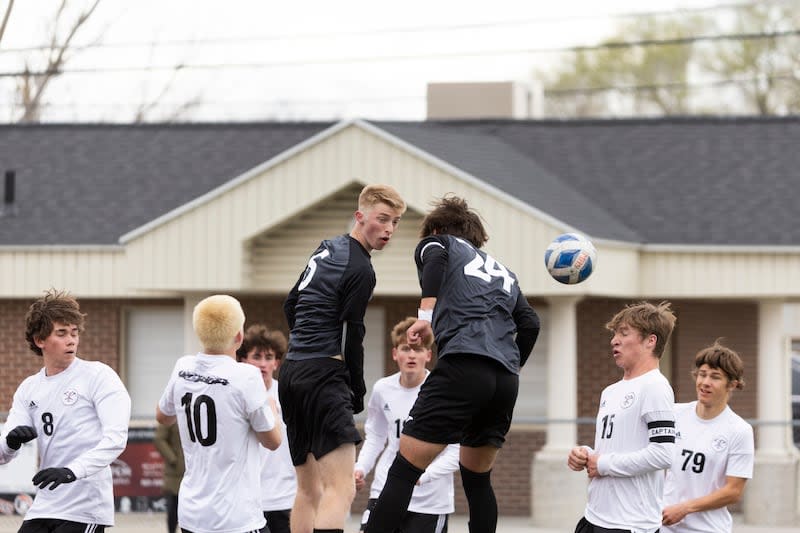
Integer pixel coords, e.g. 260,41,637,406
260,381,296,512
0,357,131,526
355,371,459,515
584,369,676,533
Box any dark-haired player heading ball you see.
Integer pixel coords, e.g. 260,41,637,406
366,195,540,533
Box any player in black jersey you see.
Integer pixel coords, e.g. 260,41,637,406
280,184,406,533
366,195,540,533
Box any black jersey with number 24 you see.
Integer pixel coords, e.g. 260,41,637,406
415,234,534,374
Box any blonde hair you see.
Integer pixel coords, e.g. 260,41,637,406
358,184,406,214
193,295,245,353
391,316,433,349
605,301,677,357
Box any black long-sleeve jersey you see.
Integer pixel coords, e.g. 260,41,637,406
284,234,375,399
415,234,540,374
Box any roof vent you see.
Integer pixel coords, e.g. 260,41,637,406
2,170,15,216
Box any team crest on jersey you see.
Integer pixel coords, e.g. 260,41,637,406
711,435,728,451
620,392,636,409
62,388,79,405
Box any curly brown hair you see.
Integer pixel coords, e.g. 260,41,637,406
420,195,489,248
25,289,86,356
236,324,288,361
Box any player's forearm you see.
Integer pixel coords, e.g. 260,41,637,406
685,478,747,513
598,441,673,477
257,425,283,450
357,426,388,473
67,423,129,479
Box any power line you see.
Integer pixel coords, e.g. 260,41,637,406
0,0,764,54
0,29,798,78
544,74,798,96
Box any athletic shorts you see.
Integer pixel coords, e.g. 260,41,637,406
18,519,106,533
402,353,518,448
263,509,290,533
278,357,362,465
574,517,648,533
360,498,449,533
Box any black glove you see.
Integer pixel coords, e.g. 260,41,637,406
6,426,37,450
32,467,76,490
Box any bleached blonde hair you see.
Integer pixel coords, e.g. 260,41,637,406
193,294,245,353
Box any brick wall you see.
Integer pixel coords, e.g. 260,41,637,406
668,301,758,419
575,298,758,445
0,296,182,412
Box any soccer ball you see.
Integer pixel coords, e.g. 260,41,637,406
544,233,597,285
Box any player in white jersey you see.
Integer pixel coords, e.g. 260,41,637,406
0,289,131,533
355,317,459,533
568,301,677,533
662,341,754,532
236,324,297,533
157,295,283,533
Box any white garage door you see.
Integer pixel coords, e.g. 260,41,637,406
125,307,184,419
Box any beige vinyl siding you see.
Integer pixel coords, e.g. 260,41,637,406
640,250,800,297
245,182,424,295
0,247,125,297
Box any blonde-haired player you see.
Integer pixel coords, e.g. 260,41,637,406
157,294,282,533
662,341,754,532
355,317,459,533
281,184,405,533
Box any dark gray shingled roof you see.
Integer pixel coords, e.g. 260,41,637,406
375,117,800,246
1,117,798,246
0,122,333,245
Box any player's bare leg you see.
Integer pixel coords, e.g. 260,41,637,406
399,434,446,469
292,454,322,533
315,443,356,531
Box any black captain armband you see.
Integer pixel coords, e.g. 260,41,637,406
647,420,676,443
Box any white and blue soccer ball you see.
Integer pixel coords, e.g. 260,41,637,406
544,233,597,285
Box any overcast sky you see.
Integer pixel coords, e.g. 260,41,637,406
0,0,746,122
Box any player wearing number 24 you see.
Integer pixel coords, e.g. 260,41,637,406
0,289,131,533
157,294,282,533
366,195,540,533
